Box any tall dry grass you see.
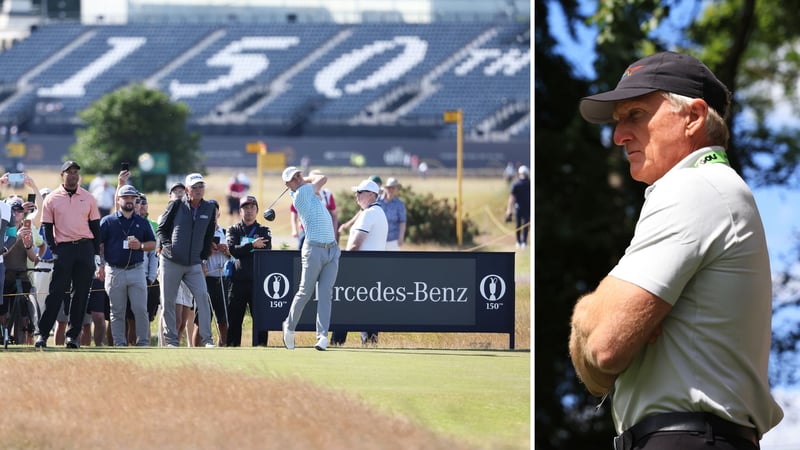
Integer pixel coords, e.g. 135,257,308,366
0,356,477,450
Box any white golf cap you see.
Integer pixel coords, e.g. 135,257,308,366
185,173,205,187
351,179,380,194
282,166,302,182
385,177,401,187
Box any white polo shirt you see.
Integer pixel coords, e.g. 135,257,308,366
609,147,783,436
347,204,388,251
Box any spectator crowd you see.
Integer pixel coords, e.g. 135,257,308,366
0,164,413,350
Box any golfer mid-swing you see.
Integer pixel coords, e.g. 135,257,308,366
280,167,340,351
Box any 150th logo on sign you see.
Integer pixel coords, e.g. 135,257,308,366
264,272,291,307
479,274,506,310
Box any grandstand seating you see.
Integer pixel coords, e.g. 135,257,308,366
0,20,529,140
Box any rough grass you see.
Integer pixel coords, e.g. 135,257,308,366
0,356,478,450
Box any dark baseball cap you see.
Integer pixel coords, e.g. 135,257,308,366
8,198,23,211
117,184,139,197
60,161,80,172
579,51,730,123
240,195,258,207
169,181,185,193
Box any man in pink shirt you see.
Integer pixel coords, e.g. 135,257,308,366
35,161,101,349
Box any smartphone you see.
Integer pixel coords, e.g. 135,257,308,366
8,173,24,184
213,236,221,244
23,219,31,228
121,162,129,172
27,193,36,203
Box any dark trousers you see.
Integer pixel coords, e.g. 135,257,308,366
515,211,530,244
204,276,229,325
226,279,267,346
146,279,160,321
37,240,94,341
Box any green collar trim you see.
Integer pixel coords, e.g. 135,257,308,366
692,149,729,168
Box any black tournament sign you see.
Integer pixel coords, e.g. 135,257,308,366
252,250,516,348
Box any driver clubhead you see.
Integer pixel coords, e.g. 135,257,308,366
263,209,276,221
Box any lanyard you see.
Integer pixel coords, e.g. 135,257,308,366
247,223,258,238
692,148,729,168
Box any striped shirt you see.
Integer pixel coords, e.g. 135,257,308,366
292,183,335,244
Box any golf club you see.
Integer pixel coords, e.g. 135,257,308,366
263,187,290,222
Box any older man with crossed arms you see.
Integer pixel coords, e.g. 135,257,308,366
570,51,782,450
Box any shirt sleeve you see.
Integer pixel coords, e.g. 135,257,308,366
610,173,722,305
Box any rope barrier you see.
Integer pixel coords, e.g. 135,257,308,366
461,205,529,252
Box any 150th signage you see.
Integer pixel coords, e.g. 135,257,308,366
252,251,516,348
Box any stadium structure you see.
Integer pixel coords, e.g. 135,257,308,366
0,0,530,170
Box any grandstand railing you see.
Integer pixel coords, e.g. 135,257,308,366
111,0,530,25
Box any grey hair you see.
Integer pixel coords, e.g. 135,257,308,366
662,92,729,148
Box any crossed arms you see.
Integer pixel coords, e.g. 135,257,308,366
569,276,672,396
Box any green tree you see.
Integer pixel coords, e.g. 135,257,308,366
336,185,479,246
535,1,639,447
69,84,202,191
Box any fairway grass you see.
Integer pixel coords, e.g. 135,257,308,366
2,347,530,449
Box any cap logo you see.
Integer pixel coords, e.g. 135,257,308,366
621,65,645,80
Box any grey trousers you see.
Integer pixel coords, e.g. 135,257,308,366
159,256,212,346
284,242,340,339
105,264,149,346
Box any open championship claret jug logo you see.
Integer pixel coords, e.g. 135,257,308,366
479,274,506,301
264,273,291,299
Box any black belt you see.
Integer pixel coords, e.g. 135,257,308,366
614,412,758,450
306,240,337,249
107,262,143,270
38,259,55,264
61,238,91,245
